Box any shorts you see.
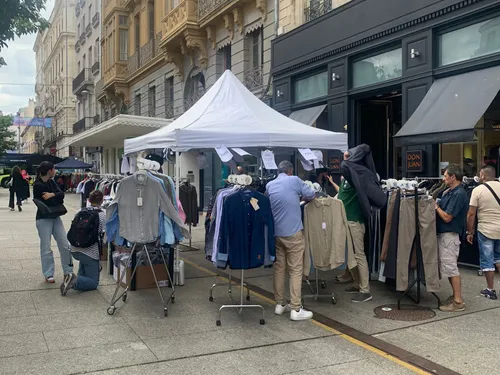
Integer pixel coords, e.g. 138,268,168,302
477,232,500,272
437,232,460,278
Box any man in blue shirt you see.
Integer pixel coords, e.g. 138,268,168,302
266,160,316,321
436,164,469,312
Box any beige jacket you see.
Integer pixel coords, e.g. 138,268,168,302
303,197,357,276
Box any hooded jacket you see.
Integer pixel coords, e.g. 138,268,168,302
340,144,386,220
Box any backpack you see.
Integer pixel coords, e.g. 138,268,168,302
67,209,101,248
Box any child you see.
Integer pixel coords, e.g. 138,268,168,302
61,190,106,295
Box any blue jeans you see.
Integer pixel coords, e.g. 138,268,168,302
478,231,500,272
36,217,73,278
71,251,100,291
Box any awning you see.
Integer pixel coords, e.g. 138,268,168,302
394,65,500,147
63,114,173,149
289,105,327,126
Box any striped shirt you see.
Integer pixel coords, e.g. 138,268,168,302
71,206,106,260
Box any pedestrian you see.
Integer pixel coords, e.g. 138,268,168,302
61,190,106,295
20,169,31,202
266,160,316,321
467,165,500,299
327,151,373,303
33,161,73,284
8,166,25,212
435,164,468,312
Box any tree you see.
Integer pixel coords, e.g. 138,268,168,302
0,115,17,155
0,0,50,66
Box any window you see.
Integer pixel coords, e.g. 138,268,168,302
77,61,81,73
250,28,263,69
119,29,128,61
148,0,155,41
135,92,141,116
222,46,231,70
89,46,93,67
164,77,174,118
148,86,156,116
83,15,86,29
95,38,100,62
294,71,328,103
119,15,128,26
83,54,86,69
89,4,92,19
135,15,140,53
439,15,500,66
352,48,402,89
108,33,114,65
77,23,80,36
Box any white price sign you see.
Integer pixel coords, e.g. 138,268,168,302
261,150,278,170
215,145,233,163
298,148,318,161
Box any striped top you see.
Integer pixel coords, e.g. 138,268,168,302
71,206,106,260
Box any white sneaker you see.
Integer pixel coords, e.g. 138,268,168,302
290,307,313,321
274,304,291,315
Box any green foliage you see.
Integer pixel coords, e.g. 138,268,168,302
0,115,18,155
0,0,50,65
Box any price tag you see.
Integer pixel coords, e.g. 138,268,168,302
261,150,278,170
322,222,326,230
250,197,260,211
215,145,233,162
298,148,319,161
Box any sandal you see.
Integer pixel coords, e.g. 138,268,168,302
45,276,55,284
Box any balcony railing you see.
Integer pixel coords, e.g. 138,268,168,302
75,4,81,17
92,61,100,75
73,117,94,134
75,40,81,52
92,12,100,28
140,39,154,67
184,90,205,111
79,32,86,44
127,51,140,76
86,23,92,37
304,0,332,22
72,68,93,94
197,0,231,20
130,32,163,77
165,101,174,118
93,114,101,125
243,65,264,91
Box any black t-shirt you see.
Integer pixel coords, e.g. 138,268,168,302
33,178,65,220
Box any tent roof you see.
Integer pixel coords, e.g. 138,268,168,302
55,158,93,170
124,70,347,154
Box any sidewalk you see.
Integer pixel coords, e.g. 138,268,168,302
1,189,419,375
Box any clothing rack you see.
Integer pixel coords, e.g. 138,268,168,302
397,186,441,309
107,242,175,317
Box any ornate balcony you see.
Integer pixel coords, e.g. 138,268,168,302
162,0,199,43
198,0,267,27
73,117,94,134
103,62,128,88
79,32,86,45
72,68,93,95
45,106,55,117
305,0,332,22
75,40,81,52
75,4,81,17
243,65,263,91
92,12,100,28
86,23,92,37
92,60,100,75
127,51,139,76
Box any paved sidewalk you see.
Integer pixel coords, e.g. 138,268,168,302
0,190,420,375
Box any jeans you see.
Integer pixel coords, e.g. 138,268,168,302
71,251,100,291
478,232,500,272
36,217,73,278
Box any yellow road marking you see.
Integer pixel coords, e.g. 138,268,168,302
182,257,431,375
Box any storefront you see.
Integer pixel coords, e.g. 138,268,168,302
271,0,500,180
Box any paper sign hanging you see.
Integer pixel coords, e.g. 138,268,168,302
312,150,323,169
298,148,318,161
230,151,245,163
215,145,233,163
231,148,250,156
300,159,314,171
261,150,278,170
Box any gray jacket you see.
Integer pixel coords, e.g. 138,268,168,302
107,172,190,244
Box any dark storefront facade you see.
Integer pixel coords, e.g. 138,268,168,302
272,0,500,181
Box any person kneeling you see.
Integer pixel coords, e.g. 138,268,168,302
61,191,106,295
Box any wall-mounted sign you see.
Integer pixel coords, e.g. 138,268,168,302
329,155,342,173
406,150,424,172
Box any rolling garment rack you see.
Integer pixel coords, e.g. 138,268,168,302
178,179,198,252
397,185,441,310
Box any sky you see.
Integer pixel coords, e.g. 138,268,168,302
0,0,55,115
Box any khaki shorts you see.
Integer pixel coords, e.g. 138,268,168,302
438,232,461,278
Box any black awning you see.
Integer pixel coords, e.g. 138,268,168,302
55,158,93,170
394,65,500,147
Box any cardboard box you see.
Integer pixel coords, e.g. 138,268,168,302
118,264,170,290
100,243,108,262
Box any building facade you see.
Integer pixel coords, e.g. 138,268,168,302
19,99,39,154
33,0,78,157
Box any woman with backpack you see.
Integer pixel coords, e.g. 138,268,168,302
33,162,73,284
61,190,106,295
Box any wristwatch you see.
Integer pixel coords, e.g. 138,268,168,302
466,231,475,235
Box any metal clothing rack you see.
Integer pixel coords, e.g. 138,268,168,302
302,269,337,305
209,268,265,326
107,242,175,317
397,186,441,309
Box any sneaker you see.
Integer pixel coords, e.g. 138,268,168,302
351,293,373,303
18,205,22,212
60,274,77,296
45,276,55,284
480,288,497,300
290,307,313,321
345,286,360,294
274,304,291,315
439,300,466,312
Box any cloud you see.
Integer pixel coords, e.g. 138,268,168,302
0,0,55,115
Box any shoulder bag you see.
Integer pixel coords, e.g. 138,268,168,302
483,182,500,206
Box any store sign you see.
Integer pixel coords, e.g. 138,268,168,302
329,155,342,173
406,150,424,172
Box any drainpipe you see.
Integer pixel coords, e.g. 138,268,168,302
274,0,279,36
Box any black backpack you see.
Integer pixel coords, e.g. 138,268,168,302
67,209,101,248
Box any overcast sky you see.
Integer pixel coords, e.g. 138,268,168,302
0,0,55,115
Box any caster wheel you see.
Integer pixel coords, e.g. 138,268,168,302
209,296,214,302
107,307,116,315
260,319,265,325
171,296,175,303
164,309,168,317
122,294,127,302
321,282,327,289
216,320,221,326
331,296,337,305
246,296,250,301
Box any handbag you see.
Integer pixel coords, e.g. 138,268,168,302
33,198,68,217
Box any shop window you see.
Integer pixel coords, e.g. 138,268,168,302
439,15,500,67
352,48,402,89
293,71,328,104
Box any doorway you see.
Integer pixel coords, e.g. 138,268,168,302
355,91,402,179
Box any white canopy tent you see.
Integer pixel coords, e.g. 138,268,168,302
124,70,347,155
